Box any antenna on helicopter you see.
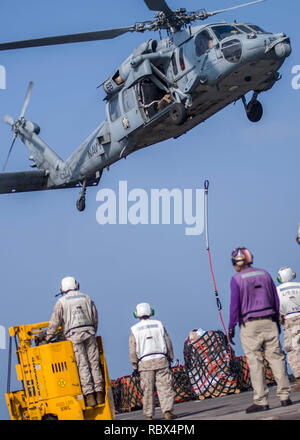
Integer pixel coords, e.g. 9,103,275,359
2,82,33,171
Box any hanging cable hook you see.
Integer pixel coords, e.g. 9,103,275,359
204,180,222,311
203,180,234,359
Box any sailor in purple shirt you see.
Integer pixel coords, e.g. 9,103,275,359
229,268,280,332
229,247,291,414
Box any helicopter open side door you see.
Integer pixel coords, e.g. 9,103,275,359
107,78,173,142
106,85,145,142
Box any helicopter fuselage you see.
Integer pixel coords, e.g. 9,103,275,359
7,21,291,197
62,22,291,184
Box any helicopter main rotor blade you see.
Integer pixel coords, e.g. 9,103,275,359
19,81,33,119
0,27,136,51
204,0,266,19
143,0,173,14
2,133,17,172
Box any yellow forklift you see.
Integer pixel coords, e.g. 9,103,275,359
5,322,115,420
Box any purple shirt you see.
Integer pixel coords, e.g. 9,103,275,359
229,266,280,330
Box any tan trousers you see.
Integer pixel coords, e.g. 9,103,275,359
240,318,290,405
73,335,104,396
140,367,174,417
284,315,300,379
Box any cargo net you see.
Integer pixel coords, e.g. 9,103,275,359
110,364,194,413
110,330,276,413
184,330,241,399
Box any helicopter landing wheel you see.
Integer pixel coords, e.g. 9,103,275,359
76,179,87,212
169,103,187,125
246,100,263,123
76,196,86,212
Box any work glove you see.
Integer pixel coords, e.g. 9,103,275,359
132,369,139,378
35,332,46,346
229,328,235,345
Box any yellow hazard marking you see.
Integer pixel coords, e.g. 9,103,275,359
58,378,67,388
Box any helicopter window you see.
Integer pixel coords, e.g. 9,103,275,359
179,47,185,71
112,70,124,86
109,95,121,122
235,24,253,34
211,25,241,41
246,24,267,34
123,88,135,113
171,53,178,76
221,39,242,63
195,30,214,57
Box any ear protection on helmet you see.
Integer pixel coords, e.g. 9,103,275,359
277,267,296,283
231,247,253,266
133,308,155,319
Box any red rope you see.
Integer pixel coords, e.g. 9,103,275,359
192,338,237,389
207,248,233,361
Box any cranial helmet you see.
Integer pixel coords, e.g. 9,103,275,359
133,302,155,319
231,247,253,266
60,276,80,293
277,267,296,284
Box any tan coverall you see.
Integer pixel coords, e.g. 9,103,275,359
46,291,104,396
277,281,300,379
129,323,175,418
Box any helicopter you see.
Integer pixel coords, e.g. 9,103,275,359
0,0,291,211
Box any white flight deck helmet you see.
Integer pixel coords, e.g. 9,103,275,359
60,276,80,294
133,302,155,319
277,267,296,284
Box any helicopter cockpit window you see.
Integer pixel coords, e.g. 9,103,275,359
221,39,242,63
109,95,121,122
211,25,241,41
246,24,268,34
123,88,135,113
195,30,214,57
235,24,254,34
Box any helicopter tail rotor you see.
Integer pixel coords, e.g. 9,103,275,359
3,114,15,127
2,81,34,171
19,81,33,120
2,134,17,172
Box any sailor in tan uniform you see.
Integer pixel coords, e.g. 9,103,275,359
45,276,104,407
129,302,176,420
277,267,300,391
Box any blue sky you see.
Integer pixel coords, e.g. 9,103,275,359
0,0,299,419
